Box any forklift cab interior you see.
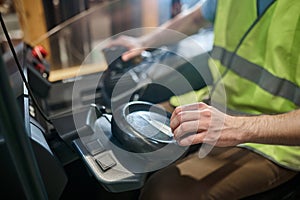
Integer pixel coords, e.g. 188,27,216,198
0,41,203,199
0,1,212,198
1,1,300,199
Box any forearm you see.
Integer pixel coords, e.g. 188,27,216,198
139,2,209,48
171,103,300,147
236,109,300,145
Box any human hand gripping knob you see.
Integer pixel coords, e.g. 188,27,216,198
170,102,245,147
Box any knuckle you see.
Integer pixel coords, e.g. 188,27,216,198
180,122,189,132
173,107,182,116
201,109,211,118
198,102,207,108
172,108,181,120
176,111,184,121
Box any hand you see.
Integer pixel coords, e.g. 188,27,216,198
108,35,147,61
170,102,244,147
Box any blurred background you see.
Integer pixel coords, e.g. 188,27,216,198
0,0,200,81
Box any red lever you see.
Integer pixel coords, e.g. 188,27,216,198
32,45,48,61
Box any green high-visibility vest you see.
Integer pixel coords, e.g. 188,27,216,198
170,0,300,170
211,0,300,170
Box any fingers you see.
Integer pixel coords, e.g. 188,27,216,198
173,120,207,140
170,109,211,131
170,102,216,146
177,132,206,146
170,102,211,132
170,102,231,147
122,49,144,61
171,102,208,121
170,110,197,131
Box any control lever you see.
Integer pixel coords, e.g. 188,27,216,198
85,104,109,133
62,104,107,142
88,104,110,123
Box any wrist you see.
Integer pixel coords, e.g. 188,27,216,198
237,115,272,144
232,116,257,144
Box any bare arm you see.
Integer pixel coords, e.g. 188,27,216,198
170,102,300,147
109,2,210,61
237,109,300,146
139,2,209,48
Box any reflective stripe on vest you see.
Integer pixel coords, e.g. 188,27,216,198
211,46,300,107
211,0,300,114
211,0,300,171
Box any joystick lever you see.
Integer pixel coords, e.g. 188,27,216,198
63,104,108,142
86,104,107,128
